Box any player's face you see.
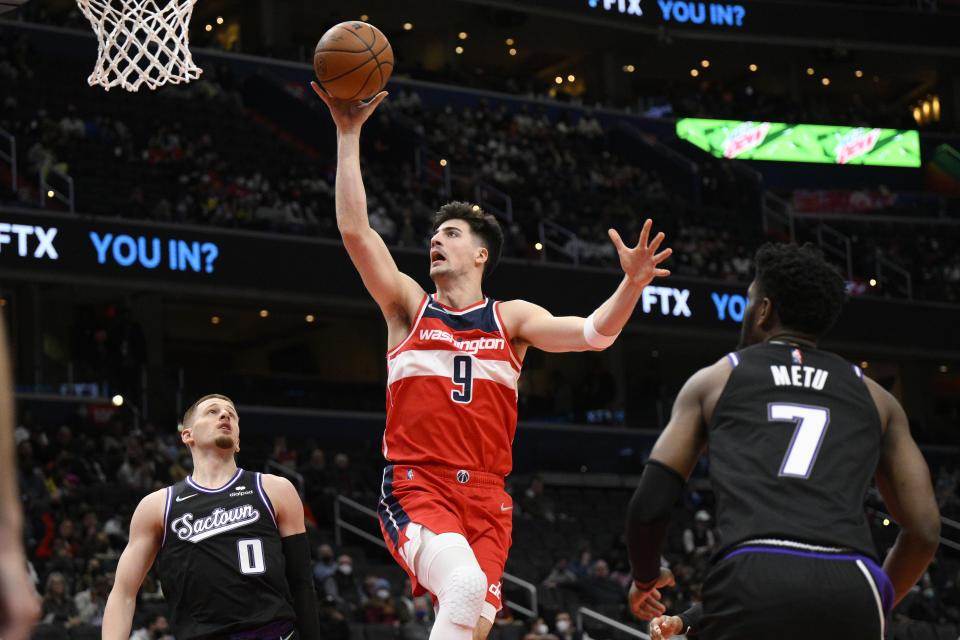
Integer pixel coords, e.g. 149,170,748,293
738,280,763,349
187,398,239,452
429,220,485,280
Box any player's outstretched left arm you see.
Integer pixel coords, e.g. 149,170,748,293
261,475,321,640
103,490,165,640
503,219,671,353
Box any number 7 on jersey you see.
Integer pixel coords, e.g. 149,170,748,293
768,403,831,478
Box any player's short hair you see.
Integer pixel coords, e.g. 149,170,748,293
753,242,847,339
179,393,235,433
432,201,503,279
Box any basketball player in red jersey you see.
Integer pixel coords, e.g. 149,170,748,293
314,84,672,640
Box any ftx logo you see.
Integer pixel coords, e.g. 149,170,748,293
641,286,691,317
0,223,59,259
588,0,643,16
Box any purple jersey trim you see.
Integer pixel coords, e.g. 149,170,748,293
256,472,278,528
723,546,894,615
160,486,173,547
727,352,741,368
185,468,243,493
222,620,295,640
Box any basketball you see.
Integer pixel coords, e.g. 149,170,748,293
313,21,394,101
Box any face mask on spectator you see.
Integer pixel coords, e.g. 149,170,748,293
338,563,352,576
415,610,427,620
537,623,549,635
376,588,390,600
556,620,570,633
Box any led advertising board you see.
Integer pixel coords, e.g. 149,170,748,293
677,118,921,167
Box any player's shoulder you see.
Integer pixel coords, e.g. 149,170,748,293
695,354,738,385
678,355,736,409
496,298,548,319
860,374,901,424
259,473,299,499
132,487,169,525
139,486,170,507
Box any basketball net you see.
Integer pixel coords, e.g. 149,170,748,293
76,0,202,92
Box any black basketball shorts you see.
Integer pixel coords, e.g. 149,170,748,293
692,541,894,640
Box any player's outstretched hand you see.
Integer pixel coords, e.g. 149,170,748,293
0,550,41,640
608,219,672,288
311,81,388,134
628,567,675,620
649,615,685,640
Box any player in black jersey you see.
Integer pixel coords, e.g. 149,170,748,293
102,394,320,640
624,243,942,640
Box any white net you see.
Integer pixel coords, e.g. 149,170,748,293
76,0,202,92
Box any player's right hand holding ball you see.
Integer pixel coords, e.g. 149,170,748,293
649,615,685,640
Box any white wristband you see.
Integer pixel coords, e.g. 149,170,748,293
583,311,620,349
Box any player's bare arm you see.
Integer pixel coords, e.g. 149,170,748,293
624,359,727,620
102,489,166,640
261,474,321,638
260,474,307,536
0,313,41,640
313,83,425,345
500,219,671,355
866,377,941,605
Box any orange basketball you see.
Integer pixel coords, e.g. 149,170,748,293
313,21,394,101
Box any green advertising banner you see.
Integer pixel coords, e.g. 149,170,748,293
676,118,921,167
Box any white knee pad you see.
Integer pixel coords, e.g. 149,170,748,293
416,531,488,627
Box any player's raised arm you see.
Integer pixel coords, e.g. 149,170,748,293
504,219,671,353
868,378,941,606
313,84,425,322
261,474,321,640
102,489,165,640
0,313,41,640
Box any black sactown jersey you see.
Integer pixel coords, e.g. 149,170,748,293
706,342,882,560
157,469,295,640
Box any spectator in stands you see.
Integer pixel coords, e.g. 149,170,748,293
330,452,364,499
543,556,577,589
129,613,170,640
575,559,626,607
568,540,594,579
313,543,338,596
554,611,589,640
362,577,401,625
317,594,350,640
520,476,556,522
300,449,333,525
523,616,559,640
41,572,80,627
681,511,716,560
115,439,154,492
400,596,434,640
329,554,365,615
73,574,110,626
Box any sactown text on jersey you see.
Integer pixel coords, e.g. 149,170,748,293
171,505,260,543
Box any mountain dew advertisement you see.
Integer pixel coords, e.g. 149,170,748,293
677,118,921,167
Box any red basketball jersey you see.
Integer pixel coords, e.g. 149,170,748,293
384,294,523,477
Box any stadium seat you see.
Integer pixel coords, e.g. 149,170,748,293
348,624,366,640
490,623,525,640
363,623,396,640
31,624,68,640
67,625,100,640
